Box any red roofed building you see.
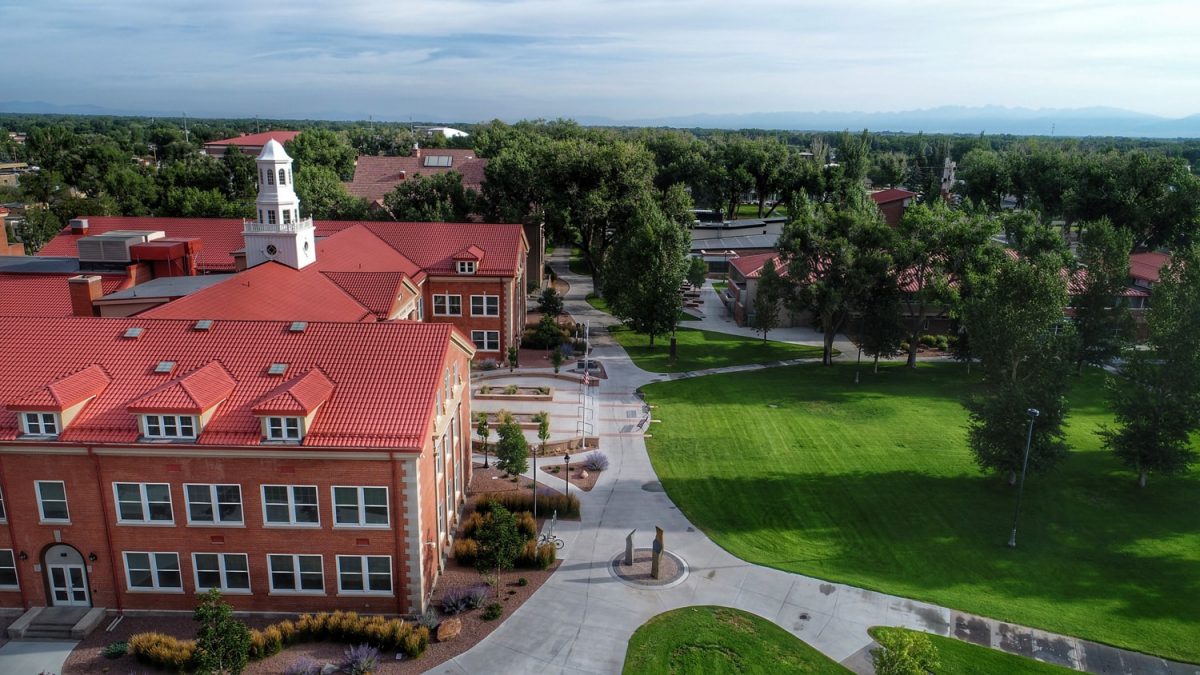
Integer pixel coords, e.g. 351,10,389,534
201,130,301,157
0,316,474,615
870,188,919,227
345,148,487,207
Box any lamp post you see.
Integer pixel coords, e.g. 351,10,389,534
1008,408,1040,548
563,453,571,499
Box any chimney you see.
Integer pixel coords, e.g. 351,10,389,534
69,218,89,235
412,142,420,158
68,275,103,317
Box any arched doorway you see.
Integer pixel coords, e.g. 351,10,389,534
42,544,90,607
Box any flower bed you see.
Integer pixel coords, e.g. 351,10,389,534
474,384,553,401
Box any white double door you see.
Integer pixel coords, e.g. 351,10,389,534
48,564,89,607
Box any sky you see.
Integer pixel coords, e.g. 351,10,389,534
4,0,1200,122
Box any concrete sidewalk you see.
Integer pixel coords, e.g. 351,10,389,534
437,252,1194,675
0,639,78,675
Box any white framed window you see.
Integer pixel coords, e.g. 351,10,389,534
417,297,425,321
0,487,6,522
266,417,302,441
332,486,388,527
268,209,277,224
471,295,499,317
123,552,182,591
336,555,392,594
36,480,69,522
141,414,197,440
266,169,275,186
262,485,319,526
278,168,287,185
268,554,324,593
456,261,476,274
432,294,461,316
185,484,243,525
471,330,500,352
193,553,250,593
0,550,16,588
20,412,59,437
114,483,174,523
283,209,292,224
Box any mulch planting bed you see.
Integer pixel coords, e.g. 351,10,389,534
541,461,602,492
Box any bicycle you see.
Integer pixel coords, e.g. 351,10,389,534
537,511,566,549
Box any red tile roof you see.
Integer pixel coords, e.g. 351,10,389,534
38,216,247,271
729,252,778,279
870,188,918,205
252,369,334,415
141,262,376,322
0,317,464,449
345,152,488,203
10,364,110,412
1130,252,1170,284
0,273,126,316
321,272,409,317
38,218,524,277
128,361,237,414
204,131,301,148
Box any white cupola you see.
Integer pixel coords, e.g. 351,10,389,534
243,139,316,270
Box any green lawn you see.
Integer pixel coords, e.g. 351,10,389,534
642,363,1200,663
734,204,788,219
712,280,728,293
623,606,847,674
586,294,699,322
869,627,1074,674
611,326,825,373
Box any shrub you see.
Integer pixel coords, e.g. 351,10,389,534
919,334,938,347
460,512,485,539
474,502,525,572
516,511,538,540
936,335,950,350
516,540,558,569
504,384,519,395
517,577,529,587
550,466,561,473
441,585,489,615
102,641,128,659
283,657,324,675
402,626,430,659
551,350,564,373
417,609,439,631
477,358,499,371
482,603,503,621
276,619,298,645
471,490,580,518
129,632,196,671
872,629,940,675
899,340,910,353
480,384,492,394
537,386,550,395
538,287,564,318
582,451,609,472
341,644,380,675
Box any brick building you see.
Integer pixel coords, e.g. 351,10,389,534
0,316,474,615
201,130,301,157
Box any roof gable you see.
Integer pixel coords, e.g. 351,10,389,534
128,361,236,414
252,369,334,416
9,364,110,412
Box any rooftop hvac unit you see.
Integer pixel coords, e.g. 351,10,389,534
76,230,166,263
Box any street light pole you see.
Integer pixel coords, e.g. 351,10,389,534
1008,408,1040,548
563,453,571,500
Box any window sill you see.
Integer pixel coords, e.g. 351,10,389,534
126,588,185,594
332,525,391,530
262,523,322,529
198,588,251,595
268,590,326,596
336,592,394,598
38,520,71,526
186,522,246,528
116,522,176,527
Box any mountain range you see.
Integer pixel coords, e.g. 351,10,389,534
4,101,1200,138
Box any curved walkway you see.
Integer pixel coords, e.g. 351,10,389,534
437,254,1192,675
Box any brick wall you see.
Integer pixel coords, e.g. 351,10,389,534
424,276,523,360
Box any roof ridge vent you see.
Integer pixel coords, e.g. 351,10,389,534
122,327,144,340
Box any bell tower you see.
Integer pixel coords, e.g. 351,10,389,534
243,139,316,269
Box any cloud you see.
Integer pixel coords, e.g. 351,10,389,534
3,0,1198,120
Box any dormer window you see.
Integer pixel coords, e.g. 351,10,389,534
21,412,59,437
142,414,198,440
266,417,303,441
456,261,476,275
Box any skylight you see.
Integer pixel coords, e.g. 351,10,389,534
193,320,213,331
154,361,176,374
289,321,308,333
122,327,144,339
423,155,453,168
268,363,288,376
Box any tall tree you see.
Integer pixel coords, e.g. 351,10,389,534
1070,219,1134,372
285,129,357,180
294,165,369,220
871,151,909,188
956,148,1010,211
1102,245,1200,486
963,254,1074,483
382,172,475,222
777,196,890,366
894,203,997,368
752,258,785,343
602,193,690,348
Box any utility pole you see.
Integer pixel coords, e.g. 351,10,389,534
182,113,189,143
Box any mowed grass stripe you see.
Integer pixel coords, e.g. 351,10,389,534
643,362,1200,663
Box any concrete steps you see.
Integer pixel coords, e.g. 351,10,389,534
8,606,107,641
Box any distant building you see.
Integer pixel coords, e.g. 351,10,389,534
344,147,487,208
417,126,469,139
869,188,919,227
201,130,301,157
0,206,24,255
0,162,31,189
